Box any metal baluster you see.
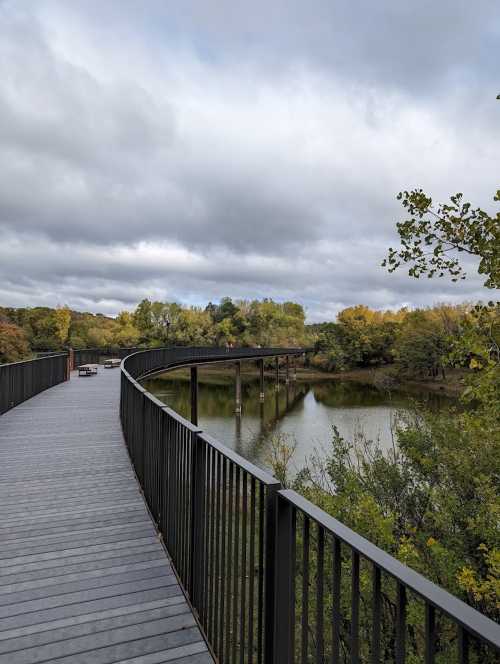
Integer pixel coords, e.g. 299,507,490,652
396,583,406,664
232,467,241,663
332,537,341,664
351,551,360,664
219,456,228,658
239,473,248,664
425,604,435,664
316,525,325,663
301,517,310,663
248,477,257,664
371,566,381,664
458,626,469,664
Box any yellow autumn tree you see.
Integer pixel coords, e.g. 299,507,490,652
54,306,71,346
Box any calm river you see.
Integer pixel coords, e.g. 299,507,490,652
143,367,454,474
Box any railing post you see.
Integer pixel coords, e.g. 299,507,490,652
190,366,198,425
190,431,205,610
264,482,281,664
273,493,295,664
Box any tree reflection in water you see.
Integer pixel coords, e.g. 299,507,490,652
143,367,455,472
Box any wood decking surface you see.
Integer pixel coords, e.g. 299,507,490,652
0,369,213,664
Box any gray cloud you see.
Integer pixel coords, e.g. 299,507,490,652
0,1,497,321
46,1,500,92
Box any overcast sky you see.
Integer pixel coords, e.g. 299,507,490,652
0,1,498,321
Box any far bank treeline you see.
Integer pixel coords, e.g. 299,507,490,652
0,298,481,379
0,298,306,361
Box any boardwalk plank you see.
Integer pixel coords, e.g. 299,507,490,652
0,602,190,654
0,551,166,587
113,644,210,664
4,628,205,664
1,613,197,664
0,566,174,606
0,369,212,663
0,558,168,596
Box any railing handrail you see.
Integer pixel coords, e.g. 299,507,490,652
277,489,500,651
124,345,305,381
0,352,68,369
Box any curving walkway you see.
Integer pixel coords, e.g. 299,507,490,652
0,368,212,664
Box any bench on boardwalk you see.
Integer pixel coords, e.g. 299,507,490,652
78,363,98,376
104,358,121,369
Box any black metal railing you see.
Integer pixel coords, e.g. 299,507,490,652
274,490,500,664
121,346,303,663
122,346,304,382
73,346,143,366
120,347,500,664
0,353,68,415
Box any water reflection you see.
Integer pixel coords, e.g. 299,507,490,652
143,369,454,473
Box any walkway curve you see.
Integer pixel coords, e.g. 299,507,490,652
0,368,213,664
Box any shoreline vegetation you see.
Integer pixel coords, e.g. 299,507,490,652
149,363,467,397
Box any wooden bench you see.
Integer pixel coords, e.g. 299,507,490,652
104,358,121,368
78,363,98,376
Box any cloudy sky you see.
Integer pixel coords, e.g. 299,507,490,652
0,1,498,321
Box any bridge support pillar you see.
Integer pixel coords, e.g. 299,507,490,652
292,355,297,381
190,366,198,425
259,358,265,401
275,356,280,391
285,355,290,384
235,361,242,415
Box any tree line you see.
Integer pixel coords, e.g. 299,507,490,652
1,296,487,386
0,298,493,389
309,302,481,381
0,298,307,363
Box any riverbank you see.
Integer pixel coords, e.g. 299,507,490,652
325,366,466,396
150,362,466,396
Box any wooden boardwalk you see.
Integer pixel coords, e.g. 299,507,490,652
0,369,213,664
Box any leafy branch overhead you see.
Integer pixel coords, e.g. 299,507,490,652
382,189,500,289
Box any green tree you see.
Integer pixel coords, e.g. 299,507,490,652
54,305,71,346
113,324,140,347
334,305,402,367
113,311,141,347
383,188,500,288
393,309,450,378
86,326,113,348
207,297,239,324
133,299,154,339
